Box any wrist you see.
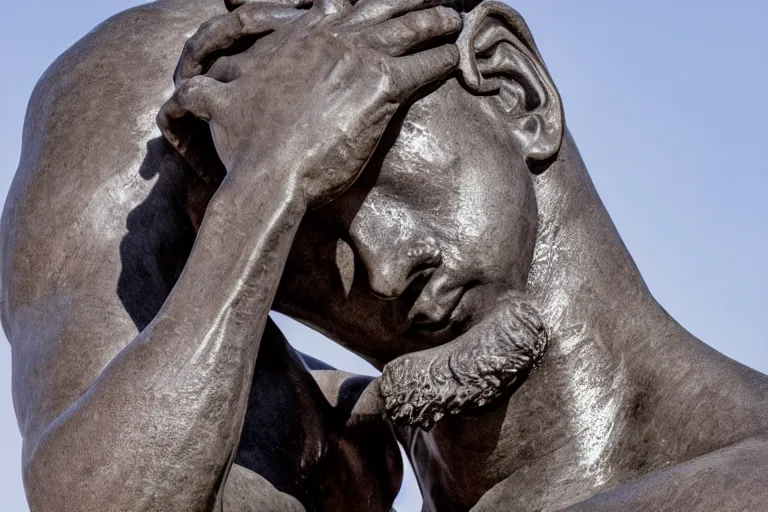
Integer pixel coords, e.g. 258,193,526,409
212,157,308,220
163,159,307,336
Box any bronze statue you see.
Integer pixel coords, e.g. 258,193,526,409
3,1,767,511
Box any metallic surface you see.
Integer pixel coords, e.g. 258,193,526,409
3,0,767,510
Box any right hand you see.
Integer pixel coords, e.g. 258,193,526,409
159,0,462,208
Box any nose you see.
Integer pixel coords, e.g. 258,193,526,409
351,233,442,300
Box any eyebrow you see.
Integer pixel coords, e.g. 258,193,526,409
398,120,459,169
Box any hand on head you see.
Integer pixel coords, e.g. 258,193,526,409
158,0,464,208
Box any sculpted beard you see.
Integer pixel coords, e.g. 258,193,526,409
380,291,549,430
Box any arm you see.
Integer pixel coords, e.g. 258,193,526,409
24,165,306,511
562,435,768,512
466,434,768,511
11,1,461,510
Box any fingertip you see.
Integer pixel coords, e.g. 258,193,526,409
436,43,461,74
175,75,224,122
434,5,464,32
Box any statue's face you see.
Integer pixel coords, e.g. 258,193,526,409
281,77,540,362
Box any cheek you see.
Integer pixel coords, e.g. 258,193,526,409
435,92,538,285
450,160,538,287
353,169,537,292
349,190,423,250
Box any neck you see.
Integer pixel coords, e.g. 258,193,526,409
529,129,660,370
418,130,768,510
514,129,663,500
513,129,768,505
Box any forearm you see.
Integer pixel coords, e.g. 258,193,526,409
25,170,306,512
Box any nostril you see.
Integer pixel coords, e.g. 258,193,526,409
362,237,443,301
408,262,438,279
369,263,435,301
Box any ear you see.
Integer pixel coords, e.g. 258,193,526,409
458,1,564,163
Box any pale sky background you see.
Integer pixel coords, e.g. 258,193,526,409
1,1,766,511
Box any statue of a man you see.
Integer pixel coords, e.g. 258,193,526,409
3,1,767,511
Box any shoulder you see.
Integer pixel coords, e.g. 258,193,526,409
222,464,306,512
2,0,224,318
15,0,224,186
22,0,223,152
1,0,224,445
562,435,768,512
4,0,224,276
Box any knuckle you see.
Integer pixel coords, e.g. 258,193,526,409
377,62,397,93
235,8,251,29
177,77,206,104
431,6,462,31
174,87,193,109
183,37,204,62
197,16,220,37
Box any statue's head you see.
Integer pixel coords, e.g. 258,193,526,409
280,2,566,364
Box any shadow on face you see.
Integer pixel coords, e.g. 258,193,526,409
277,78,536,362
275,2,564,364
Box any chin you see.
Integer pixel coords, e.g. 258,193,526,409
380,289,549,430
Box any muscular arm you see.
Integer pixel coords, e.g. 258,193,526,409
560,435,768,512
1,1,309,510
3,1,460,509
23,167,305,512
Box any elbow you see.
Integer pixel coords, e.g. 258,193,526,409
23,439,76,512
22,432,102,512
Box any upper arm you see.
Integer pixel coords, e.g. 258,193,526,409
222,464,306,512
1,0,224,457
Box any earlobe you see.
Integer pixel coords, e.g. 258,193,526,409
458,1,564,163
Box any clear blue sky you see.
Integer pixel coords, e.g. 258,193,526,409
1,1,766,511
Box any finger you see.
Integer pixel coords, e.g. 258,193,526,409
225,0,303,12
158,76,228,178
389,43,459,96
312,0,349,15
360,6,461,57
158,76,224,146
174,3,299,83
344,0,447,28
